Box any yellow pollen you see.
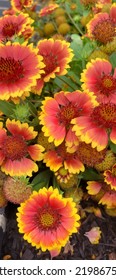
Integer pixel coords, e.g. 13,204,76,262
103,78,113,88
40,213,54,227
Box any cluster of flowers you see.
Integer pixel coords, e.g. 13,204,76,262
0,0,115,257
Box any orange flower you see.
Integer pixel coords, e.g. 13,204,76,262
87,4,116,44
43,142,85,174
17,186,80,252
39,90,97,146
11,0,33,12
104,164,116,190
0,119,44,177
32,39,74,94
0,42,45,100
87,181,116,208
81,58,116,104
39,4,59,17
0,14,34,42
72,102,116,151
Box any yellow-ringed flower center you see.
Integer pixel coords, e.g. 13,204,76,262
2,135,28,160
92,19,115,44
36,206,61,230
2,23,18,38
76,142,106,167
91,103,116,128
60,104,76,123
98,75,116,96
0,57,24,84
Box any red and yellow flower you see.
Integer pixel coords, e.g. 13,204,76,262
87,4,116,44
39,90,97,146
0,42,45,100
72,102,116,151
0,119,44,177
16,186,80,252
39,4,59,17
11,0,33,12
104,164,116,190
32,39,74,94
81,58,116,104
0,13,34,42
43,142,85,174
87,181,116,208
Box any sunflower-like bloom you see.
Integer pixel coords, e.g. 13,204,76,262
11,0,33,12
87,180,116,208
72,101,116,151
104,164,116,190
81,59,116,104
0,13,34,42
87,4,116,44
0,119,44,177
39,90,97,146
32,39,74,94
0,42,45,100
43,141,85,174
39,4,59,17
16,186,80,252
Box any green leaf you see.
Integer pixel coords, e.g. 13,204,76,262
109,141,116,154
70,34,83,59
31,169,51,191
79,168,102,181
0,101,15,117
109,52,116,69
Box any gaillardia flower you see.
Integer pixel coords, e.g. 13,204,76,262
39,90,97,146
43,142,85,174
11,0,33,12
87,180,116,208
39,4,59,17
16,186,80,252
87,4,116,44
0,119,44,177
104,163,116,190
32,39,74,94
0,42,45,100
0,13,34,42
81,58,116,104
72,102,116,151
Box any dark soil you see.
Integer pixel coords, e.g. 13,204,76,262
1,201,116,260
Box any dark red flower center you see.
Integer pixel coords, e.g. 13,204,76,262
2,135,28,160
42,53,58,76
91,103,116,128
59,103,83,127
2,23,18,38
36,205,61,230
0,57,24,84
76,142,106,167
97,74,116,96
92,19,115,44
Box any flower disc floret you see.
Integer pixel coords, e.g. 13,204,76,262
16,187,80,252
